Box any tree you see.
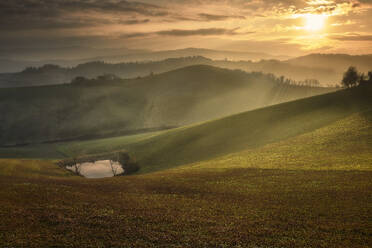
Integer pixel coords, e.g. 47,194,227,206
341,66,359,88
71,76,88,85
116,152,140,175
109,160,118,176
72,157,82,176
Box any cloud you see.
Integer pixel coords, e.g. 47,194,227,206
121,27,251,38
198,13,246,21
329,34,372,41
0,0,166,30
157,28,244,36
119,19,151,25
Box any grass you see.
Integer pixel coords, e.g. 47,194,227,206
0,168,371,247
185,110,372,172
0,159,75,178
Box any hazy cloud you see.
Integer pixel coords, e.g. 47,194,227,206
330,34,372,41
0,0,166,30
122,28,248,38
198,13,246,21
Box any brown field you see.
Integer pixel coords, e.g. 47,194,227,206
0,167,371,247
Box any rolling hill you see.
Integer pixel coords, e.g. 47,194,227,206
0,47,288,73
0,65,334,146
287,53,372,73
2,53,371,88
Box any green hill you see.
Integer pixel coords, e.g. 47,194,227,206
185,110,372,172
0,65,333,146
113,85,372,173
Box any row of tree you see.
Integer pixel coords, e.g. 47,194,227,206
341,66,372,88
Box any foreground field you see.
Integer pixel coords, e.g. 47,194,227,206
0,166,371,247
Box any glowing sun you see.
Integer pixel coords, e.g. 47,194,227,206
304,14,326,31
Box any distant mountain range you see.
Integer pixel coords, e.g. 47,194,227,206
286,53,372,73
1,53,371,88
0,47,290,73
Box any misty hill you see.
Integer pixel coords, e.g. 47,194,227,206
287,54,372,73
0,65,334,146
0,47,289,73
0,54,356,88
98,47,290,64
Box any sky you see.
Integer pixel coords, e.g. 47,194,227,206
1,0,372,60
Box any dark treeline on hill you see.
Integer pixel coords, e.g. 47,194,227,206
70,72,322,88
0,65,335,146
341,66,372,88
1,54,372,88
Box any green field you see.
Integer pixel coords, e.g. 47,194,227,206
0,85,371,247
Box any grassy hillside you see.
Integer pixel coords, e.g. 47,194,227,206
113,85,372,173
0,65,333,146
186,110,372,172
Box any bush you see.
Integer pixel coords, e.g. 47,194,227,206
117,152,140,175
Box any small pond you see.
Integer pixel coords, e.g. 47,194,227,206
66,160,124,178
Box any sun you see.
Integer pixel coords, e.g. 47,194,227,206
304,14,326,31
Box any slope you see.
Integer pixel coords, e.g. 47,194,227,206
102,84,371,173
186,110,372,172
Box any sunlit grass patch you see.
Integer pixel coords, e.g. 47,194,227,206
0,159,75,178
185,111,372,172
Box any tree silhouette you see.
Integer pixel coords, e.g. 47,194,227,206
341,66,359,88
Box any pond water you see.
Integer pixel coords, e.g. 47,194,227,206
66,160,124,178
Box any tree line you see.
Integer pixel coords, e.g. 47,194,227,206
341,66,372,88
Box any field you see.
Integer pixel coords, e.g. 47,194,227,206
0,85,371,247
0,167,371,247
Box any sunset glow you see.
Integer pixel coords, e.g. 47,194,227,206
304,14,327,31
0,0,371,58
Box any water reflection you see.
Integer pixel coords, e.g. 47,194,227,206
66,160,124,178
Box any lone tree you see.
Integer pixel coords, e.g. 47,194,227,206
117,152,140,175
341,66,359,88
